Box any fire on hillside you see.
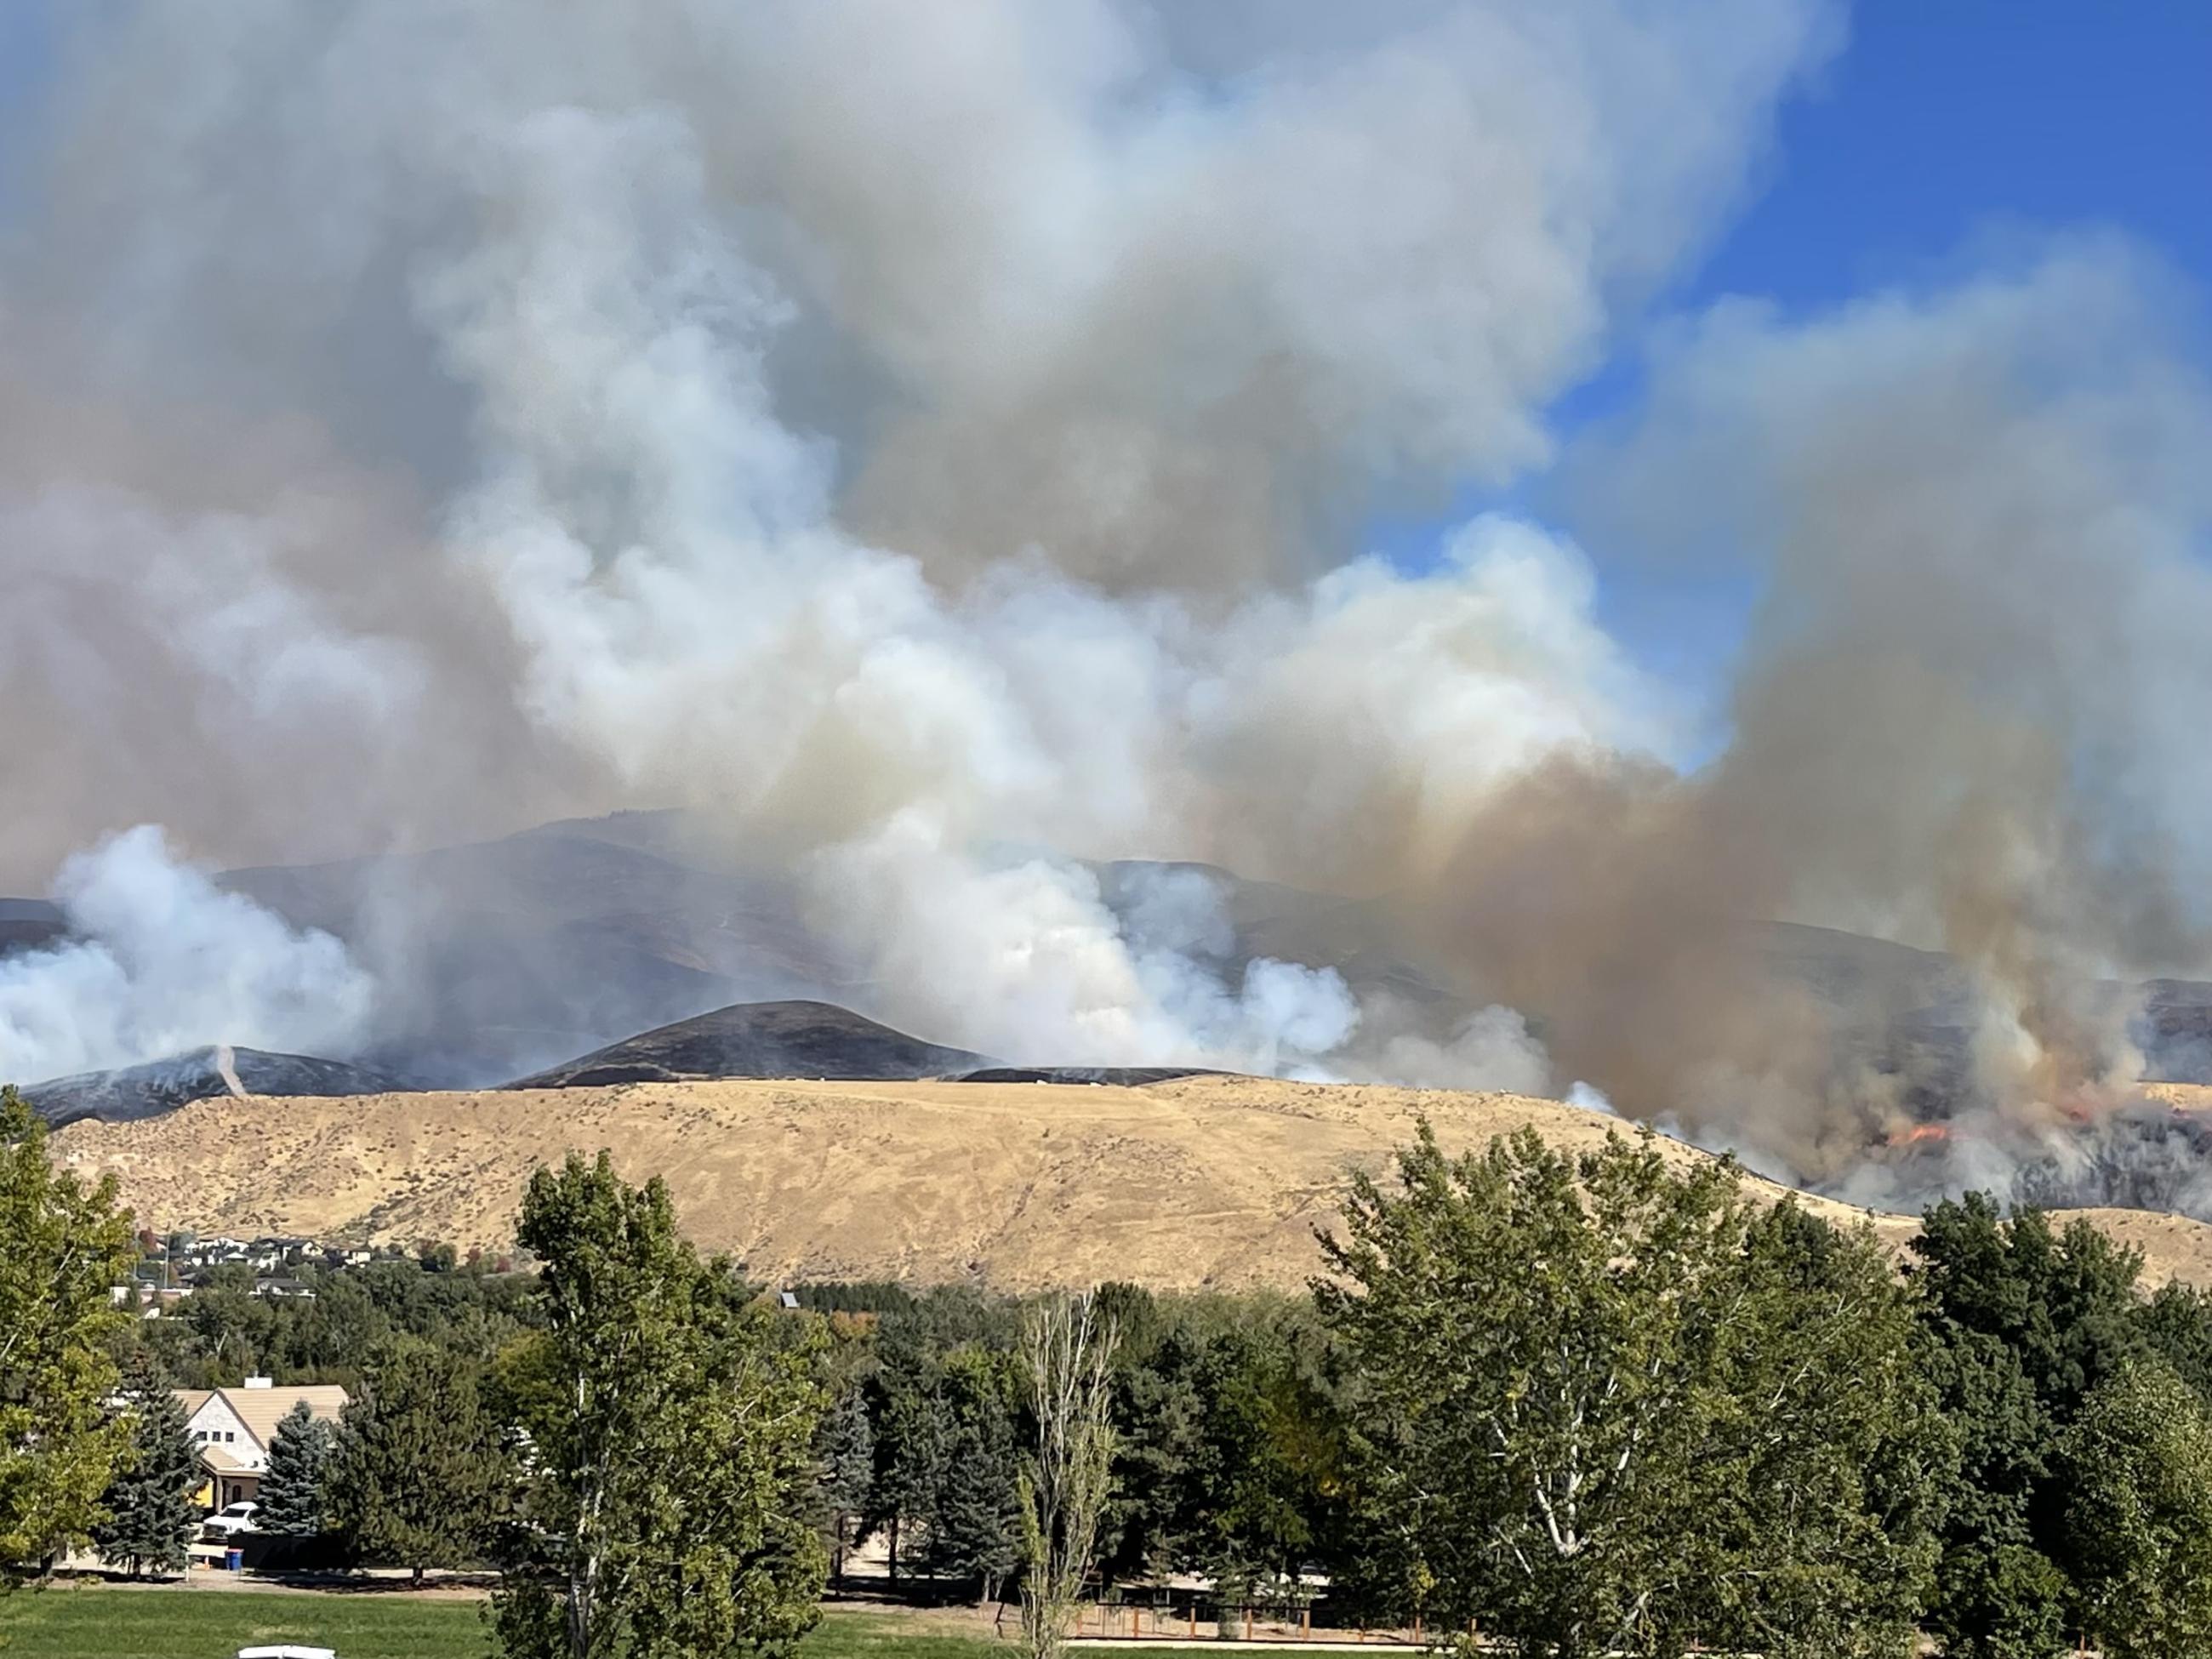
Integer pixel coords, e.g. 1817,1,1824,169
1855,1090,2212,1220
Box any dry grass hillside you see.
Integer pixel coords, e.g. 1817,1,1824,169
52,1075,2212,1291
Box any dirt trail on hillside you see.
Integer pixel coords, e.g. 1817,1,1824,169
53,1076,2212,1290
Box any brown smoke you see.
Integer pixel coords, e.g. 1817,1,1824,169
1393,246,2212,1182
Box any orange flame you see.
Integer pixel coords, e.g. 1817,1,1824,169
1886,1122,1953,1149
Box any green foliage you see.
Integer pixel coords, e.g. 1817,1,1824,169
818,1388,875,1582
1317,1121,1941,1659
134,1251,543,1391
255,1398,336,1536
490,1150,829,1659
0,1085,136,1578
89,1355,200,1578
1910,1194,2150,1658
858,1287,1026,1587
924,1348,1022,1599
2136,1278,2212,1405
820,1389,875,1522
1103,1299,1337,1588
32,1097,2212,1659
1689,1200,1950,1659
2056,1357,2212,1658
327,1343,510,1582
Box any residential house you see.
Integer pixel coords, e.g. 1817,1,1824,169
174,1377,350,1512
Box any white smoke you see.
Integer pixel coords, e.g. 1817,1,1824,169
0,1,1834,1091
1372,1004,1555,1095
3,0,2208,1212
809,821,1361,1071
373,32,1716,1080
0,827,377,1084
1566,1080,1616,1115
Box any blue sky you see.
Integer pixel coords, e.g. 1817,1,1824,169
1382,1,2212,718
1694,1,2212,316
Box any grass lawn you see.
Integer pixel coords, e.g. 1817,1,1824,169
0,1586,1001,1659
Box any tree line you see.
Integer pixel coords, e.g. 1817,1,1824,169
12,1081,2212,1656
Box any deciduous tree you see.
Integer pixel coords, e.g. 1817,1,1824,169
1911,1194,2150,1658
490,1152,828,1659
2058,1357,2212,1659
1319,1122,1941,1659
0,1085,135,1580
1019,1293,1117,1659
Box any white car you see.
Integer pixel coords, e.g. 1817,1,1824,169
202,1500,259,1536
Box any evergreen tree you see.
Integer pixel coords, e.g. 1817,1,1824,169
1102,1325,1209,1582
90,1358,201,1578
0,1085,136,1580
818,1388,875,1583
1104,1314,1335,1592
926,1349,1022,1602
327,1343,510,1586
871,1348,953,1583
255,1400,335,1536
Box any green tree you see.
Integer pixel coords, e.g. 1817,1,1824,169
1318,1122,1940,1659
1683,1200,1948,1658
1910,1194,2149,1658
870,1346,952,1584
89,1357,201,1578
2136,1279,2212,1405
1105,1311,1335,1593
327,1343,510,1586
1102,1324,1209,1582
2057,1357,2212,1659
0,1085,135,1579
255,1399,335,1536
926,1348,1022,1602
490,1152,828,1659
817,1388,874,1584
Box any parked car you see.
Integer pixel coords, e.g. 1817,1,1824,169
202,1500,259,1536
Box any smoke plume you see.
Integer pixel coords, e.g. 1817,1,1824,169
5,0,2212,1211
3,0,1829,1089
1519,243,2212,1186
0,828,376,1080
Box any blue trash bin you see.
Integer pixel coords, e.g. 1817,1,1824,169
226,1547,243,1571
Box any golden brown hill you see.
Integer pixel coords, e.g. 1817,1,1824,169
50,1075,2212,1291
